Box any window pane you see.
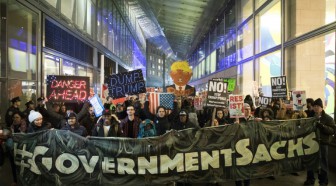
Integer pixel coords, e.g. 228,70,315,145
225,2,237,67
285,0,336,40
43,54,60,97
86,0,93,35
237,20,253,61
63,60,75,75
285,32,335,117
87,67,93,86
44,54,60,76
238,60,253,96
237,0,253,24
7,2,38,80
61,0,75,20
76,0,85,30
77,65,86,76
256,51,281,97
210,50,216,73
255,0,281,53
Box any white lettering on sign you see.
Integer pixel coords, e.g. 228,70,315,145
208,81,228,93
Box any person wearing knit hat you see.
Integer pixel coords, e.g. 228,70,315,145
61,111,87,137
27,110,51,133
304,98,336,186
28,110,42,123
313,98,323,108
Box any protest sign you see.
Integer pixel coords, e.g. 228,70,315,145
206,80,228,108
105,69,146,99
271,76,287,98
46,75,90,102
89,94,104,117
229,95,244,118
292,90,307,111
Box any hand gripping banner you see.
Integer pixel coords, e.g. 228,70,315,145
13,118,320,185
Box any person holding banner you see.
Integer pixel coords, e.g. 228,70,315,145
204,108,230,127
171,110,200,131
27,110,51,133
80,105,97,136
304,98,336,186
120,105,142,138
143,102,176,135
61,112,88,137
92,110,122,137
234,103,255,186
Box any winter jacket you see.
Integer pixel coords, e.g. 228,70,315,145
61,123,88,137
119,117,142,138
317,111,336,144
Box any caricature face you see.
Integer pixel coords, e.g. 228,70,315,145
170,69,192,86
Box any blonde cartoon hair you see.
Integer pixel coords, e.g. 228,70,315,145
170,61,192,73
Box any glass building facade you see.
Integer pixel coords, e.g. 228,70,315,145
188,0,336,119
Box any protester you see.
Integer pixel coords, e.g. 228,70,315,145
171,110,200,131
46,101,89,129
304,98,336,186
259,107,274,121
120,105,142,138
305,98,315,117
204,108,230,127
143,98,178,135
6,111,27,186
181,98,199,127
35,97,49,122
27,110,51,133
61,112,88,137
138,119,157,138
10,112,27,133
80,105,97,136
92,110,122,137
134,100,147,120
23,100,35,122
244,94,255,111
5,97,22,128
234,103,254,186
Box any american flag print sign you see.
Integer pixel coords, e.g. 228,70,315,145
148,93,175,114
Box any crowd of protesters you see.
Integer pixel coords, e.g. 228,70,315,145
0,94,335,186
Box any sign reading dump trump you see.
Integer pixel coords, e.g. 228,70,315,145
46,75,90,102
105,69,146,99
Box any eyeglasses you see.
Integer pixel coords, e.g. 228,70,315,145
127,109,134,111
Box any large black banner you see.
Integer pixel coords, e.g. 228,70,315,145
105,69,146,99
13,118,320,185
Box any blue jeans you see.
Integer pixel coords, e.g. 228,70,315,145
306,144,328,185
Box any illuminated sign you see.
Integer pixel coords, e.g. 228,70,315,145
105,69,146,99
46,75,90,102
